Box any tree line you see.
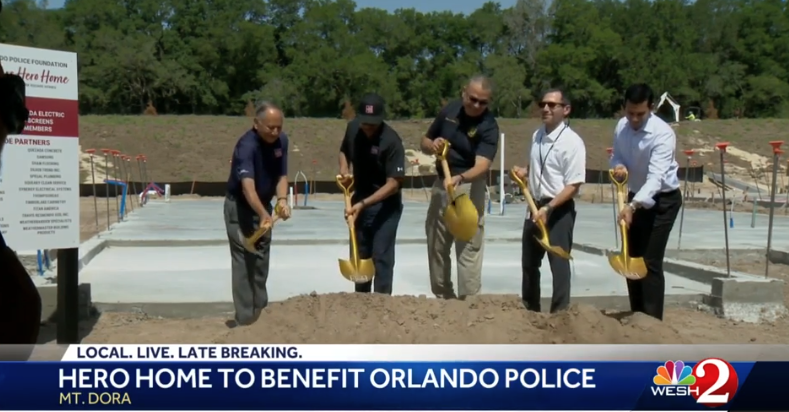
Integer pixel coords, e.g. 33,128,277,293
2,0,788,119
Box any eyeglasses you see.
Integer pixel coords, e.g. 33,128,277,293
467,96,489,106
538,101,565,109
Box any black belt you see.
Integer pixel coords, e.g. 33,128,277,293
535,197,553,207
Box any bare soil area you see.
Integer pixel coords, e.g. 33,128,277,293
35,292,788,344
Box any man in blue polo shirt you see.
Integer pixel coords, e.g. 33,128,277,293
338,93,405,295
0,61,42,344
224,102,291,327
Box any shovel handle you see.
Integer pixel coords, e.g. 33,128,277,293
336,174,354,194
609,168,629,188
340,190,362,266
435,140,451,161
618,219,630,256
509,169,542,216
440,158,456,195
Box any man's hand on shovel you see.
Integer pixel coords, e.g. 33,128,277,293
345,201,364,223
512,165,528,180
449,175,463,189
276,199,291,221
260,213,273,229
617,205,634,228
431,138,447,155
337,174,353,188
612,164,627,180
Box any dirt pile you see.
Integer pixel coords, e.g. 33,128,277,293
218,293,690,344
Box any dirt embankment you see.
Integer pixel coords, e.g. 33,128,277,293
67,292,789,345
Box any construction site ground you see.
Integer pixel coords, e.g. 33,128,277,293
35,193,789,345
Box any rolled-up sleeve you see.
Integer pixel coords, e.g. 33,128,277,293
233,138,255,181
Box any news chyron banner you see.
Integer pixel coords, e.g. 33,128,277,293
1,344,787,410
0,43,79,250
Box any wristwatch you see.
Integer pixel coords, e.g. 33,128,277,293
627,202,638,212
542,205,553,214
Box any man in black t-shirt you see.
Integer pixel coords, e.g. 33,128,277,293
420,76,500,299
0,61,42,344
338,93,405,295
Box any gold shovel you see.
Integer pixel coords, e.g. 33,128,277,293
509,169,572,260
436,142,479,242
336,174,375,283
607,169,648,279
242,204,282,253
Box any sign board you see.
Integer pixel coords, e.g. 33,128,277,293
0,44,79,250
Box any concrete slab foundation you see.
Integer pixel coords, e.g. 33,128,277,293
35,198,789,322
704,277,787,323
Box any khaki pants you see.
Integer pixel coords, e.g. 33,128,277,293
425,178,487,298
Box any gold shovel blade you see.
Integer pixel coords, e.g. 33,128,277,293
338,258,376,283
607,253,648,280
533,220,572,260
443,193,479,242
510,169,572,260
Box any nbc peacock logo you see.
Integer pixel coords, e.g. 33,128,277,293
650,360,699,397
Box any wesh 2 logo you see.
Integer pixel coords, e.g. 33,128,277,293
651,358,739,406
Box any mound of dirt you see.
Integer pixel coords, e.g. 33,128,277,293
217,293,691,344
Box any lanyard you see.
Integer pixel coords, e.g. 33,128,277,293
535,124,567,197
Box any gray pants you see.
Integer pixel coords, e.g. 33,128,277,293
224,197,271,325
521,200,576,313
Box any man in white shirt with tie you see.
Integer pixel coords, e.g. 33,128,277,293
512,89,586,313
610,83,682,321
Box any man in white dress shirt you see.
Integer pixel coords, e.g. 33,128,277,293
512,89,586,313
610,83,682,321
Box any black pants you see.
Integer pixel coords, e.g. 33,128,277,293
224,196,271,325
626,189,682,320
521,199,576,313
353,201,403,295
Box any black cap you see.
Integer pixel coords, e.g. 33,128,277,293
356,93,385,125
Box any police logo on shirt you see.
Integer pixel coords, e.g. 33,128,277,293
274,149,283,158
370,146,379,155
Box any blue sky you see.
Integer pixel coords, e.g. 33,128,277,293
45,0,517,15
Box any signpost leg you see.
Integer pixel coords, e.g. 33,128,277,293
102,149,111,230
765,141,784,278
57,247,79,343
716,142,732,277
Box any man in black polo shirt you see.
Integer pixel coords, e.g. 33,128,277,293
0,60,42,344
224,102,291,326
338,93,405,295
421,75,500,299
